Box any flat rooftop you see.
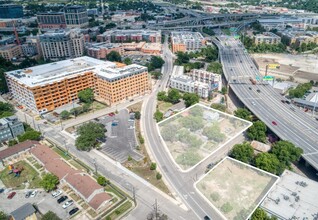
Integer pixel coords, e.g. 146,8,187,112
6,56,112,87
196,157,278,220
261,170,318,220
171,31,204,44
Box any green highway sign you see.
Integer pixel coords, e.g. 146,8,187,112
263,76,274,80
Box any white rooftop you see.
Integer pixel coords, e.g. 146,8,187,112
261,170,318,220
95,64,147,81
171,31,204,44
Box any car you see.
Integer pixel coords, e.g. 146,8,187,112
252,101,256,106
204,216,211,220
57,196,68,204
281,100,285,103
285,100,290,104
272,121,277,126
290,107,295,111
0,188,4,194
7,192,16,199
52,189,62,198
248,87,252,90
108,112,115,117
25,191,32,198
69,207,79,215
256,89,261,93
62,200,74,209
30,190,38,198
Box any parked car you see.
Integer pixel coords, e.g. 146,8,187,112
62,200,74,209
0,188,4,193
7,192,16,199
69,207,79,215
52,189,62,198
30,190,38,198
204,216,211,220
272,121,277,126
57,196,68,204
25,191,32,198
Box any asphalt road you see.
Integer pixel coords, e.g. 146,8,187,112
215,35,318,171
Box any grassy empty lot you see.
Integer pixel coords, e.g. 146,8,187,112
157,101,173,113
0,160,42,189
196,158,278,220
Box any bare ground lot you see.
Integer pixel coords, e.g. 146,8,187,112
158,104,252,171
196,158,278,220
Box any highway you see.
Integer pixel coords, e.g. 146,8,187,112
214,35,318,171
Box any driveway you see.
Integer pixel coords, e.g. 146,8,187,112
100,109,143,163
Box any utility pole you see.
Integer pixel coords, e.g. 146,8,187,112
93,158,98,174
132,186,136,204
153,199,159,220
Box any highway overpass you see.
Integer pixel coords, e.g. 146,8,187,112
214,36,318,171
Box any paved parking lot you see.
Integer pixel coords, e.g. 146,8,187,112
0,189,74,219
99,109,143,163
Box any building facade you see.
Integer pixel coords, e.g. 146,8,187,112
0,44,22,61
0,4,23,19
37,12,67,29
278,30,318,46
0,116,25,142
97,30,161,43
39,29,84,60
21,36,42,57
171,31,206,53
64,5,88,28
254,32,281,45
5,56,150,113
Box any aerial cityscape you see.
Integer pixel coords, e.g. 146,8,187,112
0,0,317,220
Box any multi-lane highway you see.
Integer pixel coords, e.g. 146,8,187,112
215,35,318,171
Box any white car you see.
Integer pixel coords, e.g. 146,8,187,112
30,190,38,198
62,200,74,209
52,190,62,198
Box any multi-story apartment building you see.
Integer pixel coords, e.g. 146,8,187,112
37,12,67,29
169,66,221,98
21,35,42,57
278,30,318,46
0,116,25,142
0,44,22,61
97,30,161,43
0,4,23,19
5,56,150,113
64,5,88,28
254,32,281,45
171,31,206,53
86,43,124,59
39,29,84,60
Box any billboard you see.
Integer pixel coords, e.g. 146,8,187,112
267,64,280,69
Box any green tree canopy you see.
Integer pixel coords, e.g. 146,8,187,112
207,61,223,74
255,153,282,175
106,51,122,62
60,110,70,120
18,130,41,142
42,211,62,220
154,109,163,122
0,102,14,119
134,111,141,120
271,141,303,168
167,88,181,104
78,88,94,104
210,103,226,112
150,56,165,69
175,51,190,65
97,176,110,186
183,93,199,107
40,173,59,192
247,121,267,142
251,208,276,220
234,108,252,121
123,57,132,65
202,123,226,143
75,122,106,151
157,91,167,101
230,143,254,163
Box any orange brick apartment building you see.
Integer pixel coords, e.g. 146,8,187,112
5,56,150,114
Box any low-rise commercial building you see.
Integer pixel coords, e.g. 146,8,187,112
0,116,25,142
258,17,305,30
254,32,281,45
10,203,37,220
97,29,161,43
5,56,150,113
0,44,22,61
0,4,23,19
37,12,67,29
64,5,88,28
39,29,84,60
171,31,206,53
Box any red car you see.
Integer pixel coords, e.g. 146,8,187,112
7,192,16,199
108,112,115,117
272,121,277,126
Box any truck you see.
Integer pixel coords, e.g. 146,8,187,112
249,77,256,85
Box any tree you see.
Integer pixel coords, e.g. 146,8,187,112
0,102,14,118
40,173,59,192
150,56,165,69
157,91,167,101
123,57,132,65
183,93,199,107
134,111,141,120
156,172,162,180
42,211,62,220
78,88,94,104
97,176,110,186
255,153,282,175
167,88,181,104
221,87,227,95
75,122,106,151
210,103,226,112
174,51,190,65
230,143,254,163
151,71,162,79
247,121,267,142
271,141,303,168
60,110,70,120
234,108,251,121
150,162,157,170
251,208,276,220
106,51,122,62
154,110,163,122
18,130,41,142
8,139,18,146
202,124,226,143
207,62,223,74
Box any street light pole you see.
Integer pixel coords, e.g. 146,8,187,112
93,158,98,174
